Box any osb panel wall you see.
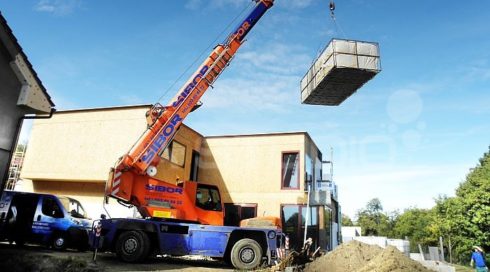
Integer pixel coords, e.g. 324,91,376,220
199,133,308,217
21,106,202,184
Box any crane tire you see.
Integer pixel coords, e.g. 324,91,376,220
115,230,151,263
230,238,263,270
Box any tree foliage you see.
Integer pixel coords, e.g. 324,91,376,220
392,208,433,252
356,198,395,237
346,147,489,264
428,147,490,263
342,214,354,226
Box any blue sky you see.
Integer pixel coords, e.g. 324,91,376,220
2,0,490,218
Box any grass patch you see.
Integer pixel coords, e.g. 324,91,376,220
453,264,474,272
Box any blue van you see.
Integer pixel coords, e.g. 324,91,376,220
0,190,92,250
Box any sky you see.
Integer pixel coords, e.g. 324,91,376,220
2,0,490,218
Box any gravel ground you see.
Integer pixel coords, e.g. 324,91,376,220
0,242,234,272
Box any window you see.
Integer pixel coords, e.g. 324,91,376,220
282,152,299,189
42,197,64,218
281,204,319,250
224,204,257,226
305,153,313,190
324,207,332,250
59,197,88,219
160,140,186,167
190,151,200,181
315,155,322,189
196,184,222,211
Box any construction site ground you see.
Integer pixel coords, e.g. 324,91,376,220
0,241,474,272
0,242,233,272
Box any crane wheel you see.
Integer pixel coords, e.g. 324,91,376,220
230,238,263,270
115,230,151,263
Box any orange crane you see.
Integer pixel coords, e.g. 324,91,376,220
104,0,274,226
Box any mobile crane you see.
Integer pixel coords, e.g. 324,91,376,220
94,1,282,270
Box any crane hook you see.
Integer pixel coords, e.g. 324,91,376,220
329,0,336,17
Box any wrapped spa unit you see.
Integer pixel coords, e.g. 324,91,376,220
301,39,381,106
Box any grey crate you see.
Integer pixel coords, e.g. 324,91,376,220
301,39,381,106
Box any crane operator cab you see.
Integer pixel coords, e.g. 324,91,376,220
195,184,222,212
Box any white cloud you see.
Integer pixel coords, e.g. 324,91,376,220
184,0,315,11
196,40,312,111
118,94,146,106
201,74,298,112
184,0,202,10
210,0,249,8
465,65,490,82
34,0,82,16
185,0,249,10
237,42,312,75
276,0,314,9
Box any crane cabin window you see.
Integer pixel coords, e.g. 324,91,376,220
196,184,222,211
160,140,186,167
282,152,300,189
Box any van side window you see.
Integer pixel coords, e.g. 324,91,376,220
42,197,64,218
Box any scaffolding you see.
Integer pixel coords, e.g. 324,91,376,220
5,145,26,190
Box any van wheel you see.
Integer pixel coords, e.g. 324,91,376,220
230,238,263,270
115,231,151,263
52,234,67,250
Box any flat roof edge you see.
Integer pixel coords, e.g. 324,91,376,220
205,131,310,139
55,104,153,113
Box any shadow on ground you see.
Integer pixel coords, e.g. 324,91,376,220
0,242,232,272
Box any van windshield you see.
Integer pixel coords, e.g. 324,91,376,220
59,197,88,219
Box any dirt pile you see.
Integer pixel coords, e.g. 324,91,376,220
305,240,382,272
357,246,431,272
304,241,432,272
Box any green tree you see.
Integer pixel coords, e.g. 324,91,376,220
429,147,490,263
342,214,354,226
356,198,393,236
393,208,433,252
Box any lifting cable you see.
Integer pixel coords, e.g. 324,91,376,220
156,1,255,104
329,0,347,39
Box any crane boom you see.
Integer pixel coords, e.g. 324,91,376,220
105,0,274,221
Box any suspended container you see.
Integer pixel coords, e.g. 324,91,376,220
301,39,381,106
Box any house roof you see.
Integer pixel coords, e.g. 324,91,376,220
0,11,55,108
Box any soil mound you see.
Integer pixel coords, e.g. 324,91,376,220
305,240,382,272
357,246,431,272
304,241,432,272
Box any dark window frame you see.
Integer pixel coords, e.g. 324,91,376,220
281,151,301,190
